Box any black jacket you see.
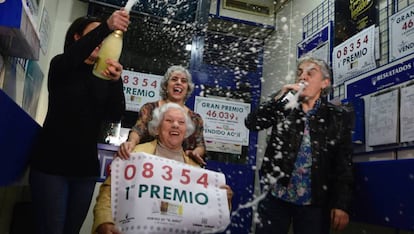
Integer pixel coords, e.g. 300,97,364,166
245,93,354,213
30,23,125,177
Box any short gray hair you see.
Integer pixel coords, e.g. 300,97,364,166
148,102,195,138
159,65,194,101
297,56,332,96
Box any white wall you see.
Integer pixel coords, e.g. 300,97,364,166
262,0,324,99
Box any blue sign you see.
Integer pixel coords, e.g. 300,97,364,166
0,90,40,186
297,22,332,62
346,57,414,98
0,0,23,28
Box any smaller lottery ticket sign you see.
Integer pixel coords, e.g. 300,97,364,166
111,152,230,234
122,70,162,112
194,96,250,146
332,25,377,85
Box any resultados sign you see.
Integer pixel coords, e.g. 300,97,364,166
111,152,230,234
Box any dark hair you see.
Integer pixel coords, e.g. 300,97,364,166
159,65,194,101
64,16,102,52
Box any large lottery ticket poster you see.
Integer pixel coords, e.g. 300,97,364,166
111,152,230,233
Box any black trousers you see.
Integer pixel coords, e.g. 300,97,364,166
255,193,331,234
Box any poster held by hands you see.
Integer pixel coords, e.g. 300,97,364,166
111,152,230,234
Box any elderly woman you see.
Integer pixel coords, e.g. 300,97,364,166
117,65,206,165
93,103,232,234
246,56,354,234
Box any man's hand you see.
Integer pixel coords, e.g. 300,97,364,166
331,208,349,231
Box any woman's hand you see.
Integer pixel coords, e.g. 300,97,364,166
116,132,140,159
185,149,206,166
106,9,130,32
220,184,233,210
101,59,123,81
116,141,136,159
96,223,121,234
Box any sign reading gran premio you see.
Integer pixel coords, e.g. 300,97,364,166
111,153,230,234
389,4,414,61
194,96,250,146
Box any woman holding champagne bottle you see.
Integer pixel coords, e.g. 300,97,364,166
29,9,129,234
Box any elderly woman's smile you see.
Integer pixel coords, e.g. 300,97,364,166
158,109,187,150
